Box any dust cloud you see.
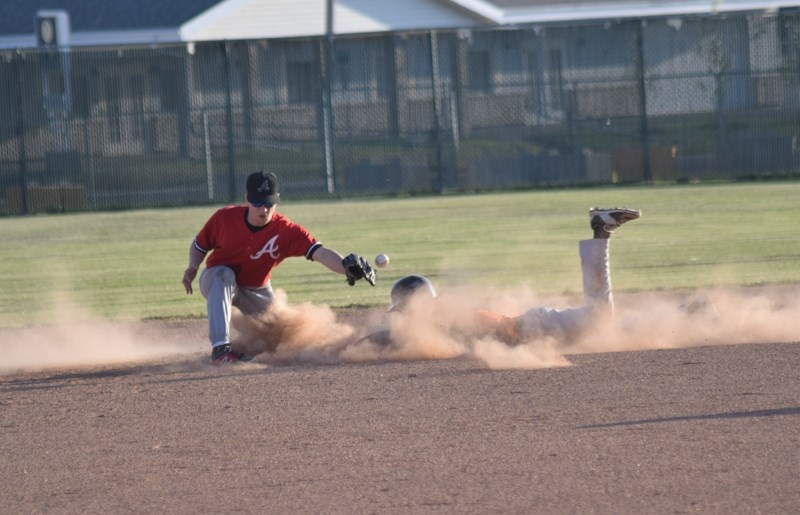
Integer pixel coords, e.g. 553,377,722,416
2,285,797,375
240,284,799,371
0,296,197,375
226,287,572,370
582,287,800,354
231,290,358,364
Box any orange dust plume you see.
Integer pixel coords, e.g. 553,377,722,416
0,298,198,375
237,287,573,370
231,285,799,371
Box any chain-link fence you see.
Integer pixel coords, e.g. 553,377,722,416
1,11,799,214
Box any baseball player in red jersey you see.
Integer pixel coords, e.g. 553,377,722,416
182,171,375,365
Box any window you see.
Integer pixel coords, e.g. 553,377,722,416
287,60,314,104
105,77,122,142
549,49,564,110
468,50,492,92
332,40,389,101
404,36,433,85
131,76,145,140
45,68,65,96
192,44,241,105
155,65,181,112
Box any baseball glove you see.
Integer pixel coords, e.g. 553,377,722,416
342,253,376,286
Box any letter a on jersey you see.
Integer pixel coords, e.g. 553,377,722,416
251,235,280,260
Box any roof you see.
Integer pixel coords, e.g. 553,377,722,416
0,0,483,48
0,0,222,33
180,0,483,41
446,0,800,24
0,0,222,48
1,0,799,49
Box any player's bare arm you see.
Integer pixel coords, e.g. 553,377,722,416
182,243,207,294
312,246,376,286
311,246,346,274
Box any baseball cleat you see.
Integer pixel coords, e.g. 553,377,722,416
210,344,255,365
590,207,641,237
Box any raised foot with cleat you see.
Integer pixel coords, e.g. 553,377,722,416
590,207,641,237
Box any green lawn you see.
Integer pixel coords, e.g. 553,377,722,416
1,182,798,328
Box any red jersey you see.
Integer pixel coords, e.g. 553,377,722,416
194,206,321,287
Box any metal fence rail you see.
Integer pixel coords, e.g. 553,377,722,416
1,11,798,215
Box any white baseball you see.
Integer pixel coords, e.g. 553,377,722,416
375,253,390,268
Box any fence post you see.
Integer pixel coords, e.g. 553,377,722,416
203,111,214,200
82,111,95,209
430,30,444,193
222,41,237,201
179,48,192,159
635,20,652,183
13,53,30,215
385,35,400,140
320,40,336,195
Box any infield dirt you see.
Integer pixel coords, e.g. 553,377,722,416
1,285,799,513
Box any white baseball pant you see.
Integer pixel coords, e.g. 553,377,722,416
516,238,613,344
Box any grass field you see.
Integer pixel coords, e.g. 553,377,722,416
1,181,798,328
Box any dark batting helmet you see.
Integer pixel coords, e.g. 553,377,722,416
388,275,437,312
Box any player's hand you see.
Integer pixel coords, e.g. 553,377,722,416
342,254,376,286
182,267,198,294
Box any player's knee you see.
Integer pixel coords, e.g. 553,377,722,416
209,266,236,288
236,290,273,316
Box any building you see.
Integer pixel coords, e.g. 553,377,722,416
1,1,798,213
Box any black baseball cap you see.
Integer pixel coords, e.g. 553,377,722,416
246,171,280,205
